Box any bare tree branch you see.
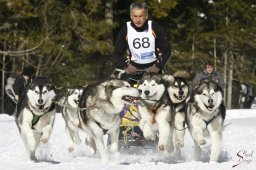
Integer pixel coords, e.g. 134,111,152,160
0,40,44,56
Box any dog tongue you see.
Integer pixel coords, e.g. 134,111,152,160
39,105,44,110
208,105,214,109
122,96,140,104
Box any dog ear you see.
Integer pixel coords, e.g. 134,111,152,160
151,74,163,84
162,75,174,84
173,70,192,80
67,88,74,95
105,84,115,99
110,69,125,79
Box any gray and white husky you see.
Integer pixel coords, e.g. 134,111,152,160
186,78,225,162
15,77,56,162
165,76,190,148
78,79,141,162
137,73,175,153
60,86,83,152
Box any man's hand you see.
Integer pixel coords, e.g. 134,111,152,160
125,64,138,74
15,95,19,102
146,64,160,73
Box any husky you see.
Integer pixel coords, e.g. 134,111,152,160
78,79,141,162
137,73,175,153
15,77,56,162
165,75,190,148
60,86,83,152
186,78,225,162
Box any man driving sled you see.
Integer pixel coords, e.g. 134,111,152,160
113,2,171,145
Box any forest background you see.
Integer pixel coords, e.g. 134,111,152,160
0,0,256,110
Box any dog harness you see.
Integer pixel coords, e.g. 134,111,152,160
95,121,108,135
187,102,221,129
203,114,219,128
141,90,171,124
31,103,55,129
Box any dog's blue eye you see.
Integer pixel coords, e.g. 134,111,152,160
152,84,155,86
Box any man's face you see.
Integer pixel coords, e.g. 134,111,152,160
206,65,214,74
130,8,148,28
23,75,30,81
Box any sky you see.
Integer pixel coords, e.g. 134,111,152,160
0,109,256,170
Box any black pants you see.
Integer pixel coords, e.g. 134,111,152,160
4,96,16,116
120,72,144,86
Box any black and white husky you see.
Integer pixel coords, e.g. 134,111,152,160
186,78,225,162
15,77,56,162
165,76,190,148
137,73,175,153
78,79,141,162
60,86,83,152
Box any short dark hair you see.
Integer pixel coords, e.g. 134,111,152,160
22,66,35,77
205,61,214,68
130,2,148,16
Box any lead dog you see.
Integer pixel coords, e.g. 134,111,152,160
186,78,225,162
137,73,175,153
78,79,141,161
15,77,56,161
60,86,83,152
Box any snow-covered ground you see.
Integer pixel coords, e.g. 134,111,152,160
0,109,256,170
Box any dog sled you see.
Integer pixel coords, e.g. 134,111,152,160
119,102,144,146
111,69,147,147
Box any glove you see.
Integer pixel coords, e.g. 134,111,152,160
125,64,138,74
146,64,160,73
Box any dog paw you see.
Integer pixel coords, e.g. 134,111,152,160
68,147,74,152
198,139,206,145
167,143,174,153
40,137,49,144
29,151,38,162
175,140,184,147
209,160,217,164
144,135,156,140
89,147,96,155
158,144,165,151
110,143,118,154
143,132,156,140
